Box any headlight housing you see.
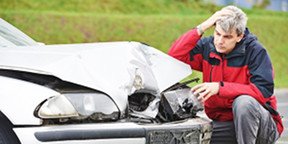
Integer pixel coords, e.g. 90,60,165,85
34,92,119,122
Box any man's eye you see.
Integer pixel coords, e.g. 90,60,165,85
224,36,232,39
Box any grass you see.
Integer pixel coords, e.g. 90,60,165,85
0,0,287,87
0,0,215,15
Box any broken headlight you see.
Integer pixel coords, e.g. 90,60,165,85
34,93,119,121
158,88,204,121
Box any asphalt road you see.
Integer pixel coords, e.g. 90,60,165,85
275,89,288,143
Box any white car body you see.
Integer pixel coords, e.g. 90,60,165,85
0,18,211,144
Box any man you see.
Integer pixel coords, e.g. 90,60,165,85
168,5,283,144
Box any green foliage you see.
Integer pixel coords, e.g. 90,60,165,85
0,0,287,87
0,0,214,15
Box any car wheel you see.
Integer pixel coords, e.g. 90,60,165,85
0,112,21,144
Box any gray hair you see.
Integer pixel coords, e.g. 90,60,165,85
216,5,248,36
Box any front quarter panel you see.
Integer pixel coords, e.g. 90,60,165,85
0,76,59,125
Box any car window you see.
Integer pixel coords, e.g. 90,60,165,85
0,18,39,47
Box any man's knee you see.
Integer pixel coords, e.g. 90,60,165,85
232,95,261,118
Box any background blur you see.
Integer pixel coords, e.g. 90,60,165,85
0,0,287,88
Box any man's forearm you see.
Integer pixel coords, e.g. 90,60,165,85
168,28,201,63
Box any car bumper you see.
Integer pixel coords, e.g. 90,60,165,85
14,117,212,144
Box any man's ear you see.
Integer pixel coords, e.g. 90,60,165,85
237,34,244,42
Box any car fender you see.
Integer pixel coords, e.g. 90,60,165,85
0,76,59,125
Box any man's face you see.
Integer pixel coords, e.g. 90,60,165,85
213,25,244,54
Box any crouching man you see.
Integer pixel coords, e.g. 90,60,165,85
168,5,283,144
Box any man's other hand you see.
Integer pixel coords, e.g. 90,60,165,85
191,82,220,102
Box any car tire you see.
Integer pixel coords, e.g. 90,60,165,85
0,112,21,144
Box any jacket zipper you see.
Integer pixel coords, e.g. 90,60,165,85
210,65,214,82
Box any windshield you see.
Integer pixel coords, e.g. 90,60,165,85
0,18,39,47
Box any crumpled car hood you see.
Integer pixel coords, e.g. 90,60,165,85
0,41,191,112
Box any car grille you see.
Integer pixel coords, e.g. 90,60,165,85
146,120,212,144
147,129,200,144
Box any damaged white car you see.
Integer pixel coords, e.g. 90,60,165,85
0,18,212,144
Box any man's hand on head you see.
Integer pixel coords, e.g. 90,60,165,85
196,10,232,35
191,82,220,102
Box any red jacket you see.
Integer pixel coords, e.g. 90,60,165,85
168,28,283,135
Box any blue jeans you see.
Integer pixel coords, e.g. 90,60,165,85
210,95,279,144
